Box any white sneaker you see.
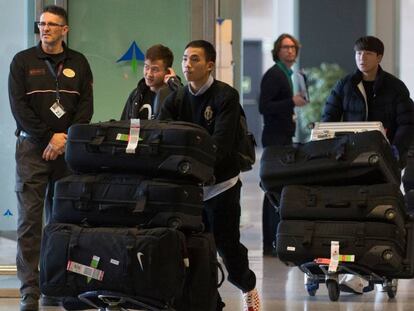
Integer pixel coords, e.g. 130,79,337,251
242,288,261,311
339,274,368,294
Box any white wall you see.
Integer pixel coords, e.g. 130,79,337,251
400,0,414,96
242,0,295,74
0,0,28,231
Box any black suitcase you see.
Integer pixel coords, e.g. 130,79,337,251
276,220,406,275
52,173,204,231
279,184,407,229
40,224,186,303
174,233,221,311
405,190,414,214
65,120,216,183
402,145,414,192
260,131,401,197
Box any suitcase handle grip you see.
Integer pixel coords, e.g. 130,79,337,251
98,199,146,213
307,138,347,161
325,202,350,208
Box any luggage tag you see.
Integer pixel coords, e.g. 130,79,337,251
315,255,355,265
126,118,141,154
50,100,66,118
328,241,340,272
67,260,104,281
87,255,100,283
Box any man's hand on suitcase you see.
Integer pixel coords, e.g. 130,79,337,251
42,133,67,161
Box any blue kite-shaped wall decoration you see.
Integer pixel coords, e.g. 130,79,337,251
117,40,145,73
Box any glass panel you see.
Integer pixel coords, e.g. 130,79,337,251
68,0,191,122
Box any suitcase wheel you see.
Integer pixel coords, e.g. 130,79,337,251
326,280,340,301
304,273,319,297
383,278,398,299
305,281,319,296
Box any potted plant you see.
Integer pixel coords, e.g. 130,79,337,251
295,63,346,142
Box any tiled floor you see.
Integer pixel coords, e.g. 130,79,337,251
1,159,414,310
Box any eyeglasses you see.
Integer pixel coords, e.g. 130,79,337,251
37,22,66,28
281,45,297,50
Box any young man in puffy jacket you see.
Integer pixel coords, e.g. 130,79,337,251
322,36,414,166
323,35,414,294
121,44,181,120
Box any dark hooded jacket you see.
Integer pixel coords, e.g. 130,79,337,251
322,66,414,161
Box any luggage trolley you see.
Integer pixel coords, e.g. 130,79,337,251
299,261,398,301
62,290,174,311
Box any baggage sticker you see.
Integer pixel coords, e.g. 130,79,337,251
87,255,100,283
67,260,104,281
116,133,129,141
287,246,296,252
116,133,143,142
328,241,340,272
110,259,120,266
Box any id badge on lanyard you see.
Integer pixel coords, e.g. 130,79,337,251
45,60,66,119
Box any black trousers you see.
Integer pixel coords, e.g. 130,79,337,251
203,180,256,309
261,133,291,252
15,137,70,297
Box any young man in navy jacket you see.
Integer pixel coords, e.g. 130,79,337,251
160,40,261,311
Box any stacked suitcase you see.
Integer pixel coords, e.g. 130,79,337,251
39,119,221,311
260,123,414,300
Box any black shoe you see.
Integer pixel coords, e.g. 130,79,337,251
20,294,39,311
40,294,62,306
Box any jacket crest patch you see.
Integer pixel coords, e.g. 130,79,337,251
204,105,214,122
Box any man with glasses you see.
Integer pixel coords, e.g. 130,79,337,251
8,5,93,311
121,44,181,120
258,33,307,256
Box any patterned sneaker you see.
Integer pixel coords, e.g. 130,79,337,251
242,288,261,311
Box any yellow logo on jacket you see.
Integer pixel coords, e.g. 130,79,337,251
63,68,76,78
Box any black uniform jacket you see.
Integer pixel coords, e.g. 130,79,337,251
9,42,93,147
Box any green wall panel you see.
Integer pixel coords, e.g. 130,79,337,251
67,0,191,122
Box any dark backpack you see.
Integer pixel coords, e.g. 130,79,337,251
173,86,256,172
237,107,256,171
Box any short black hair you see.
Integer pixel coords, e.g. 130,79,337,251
42,5,68,25
185,40,216,63
271,33,301,62
145,44,174,69
354,36,384,55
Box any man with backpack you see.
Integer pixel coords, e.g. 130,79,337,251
160,40,260,311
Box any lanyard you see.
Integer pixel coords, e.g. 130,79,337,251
45,60,64,103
